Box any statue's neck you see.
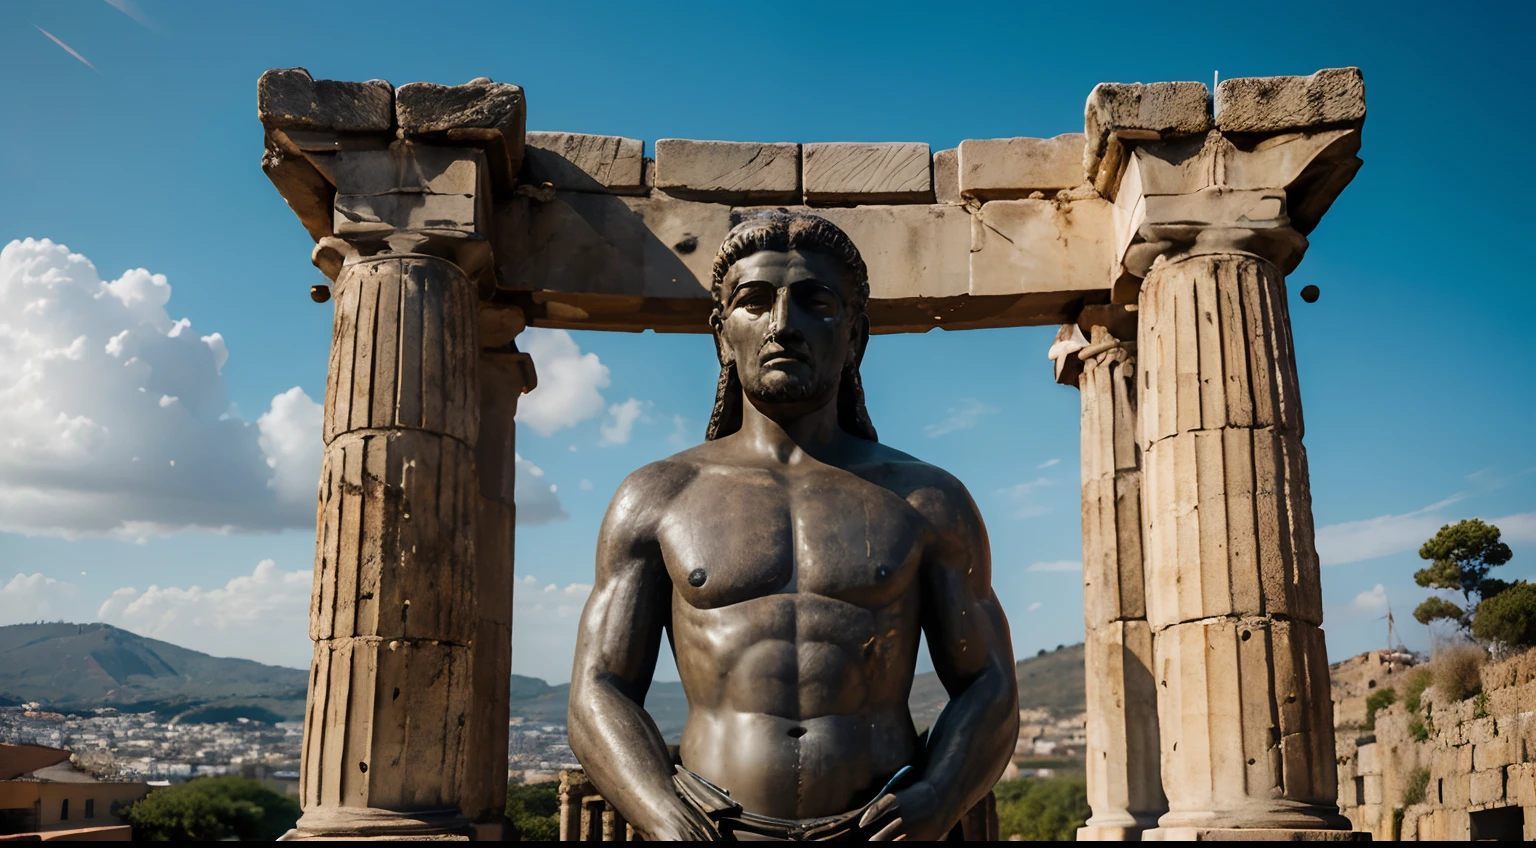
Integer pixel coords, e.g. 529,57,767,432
736,390,845,465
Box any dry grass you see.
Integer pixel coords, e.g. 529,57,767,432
1431,643,1486,703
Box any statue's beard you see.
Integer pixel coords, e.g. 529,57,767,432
741,371,836,409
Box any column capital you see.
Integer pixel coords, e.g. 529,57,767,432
1084,68,1365,304
1049,305,1138,387
258,69,526,293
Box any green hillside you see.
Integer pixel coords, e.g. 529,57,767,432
0,623,308,721
908,642,1085,731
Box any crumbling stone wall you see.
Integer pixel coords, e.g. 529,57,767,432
1336,649,1536,840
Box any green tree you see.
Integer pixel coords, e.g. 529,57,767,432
995,776,1091,841
506,781,560,841
1364,688,1396,730
119,776,300,841
1472,581,1536,648
1413,519,1513,633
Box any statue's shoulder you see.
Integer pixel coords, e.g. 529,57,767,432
857,441,983,530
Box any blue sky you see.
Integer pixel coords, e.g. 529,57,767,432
0,0,1532,682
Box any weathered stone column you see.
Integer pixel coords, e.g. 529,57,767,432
1051,306,1166,842
258,70,527,840
1086,69,1368,840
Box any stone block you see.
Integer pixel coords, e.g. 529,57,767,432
1469,768,1506,806
396,78,527,186
1458,744,1475,773
1509,762,1536,807
1355,743,1378,775
1474,737,1514,771
1361,774,1382,805
804,204,970,303
1466,716,1497,745
313,145,482,196
654,139,799,203
969,198,1112,297
802,142,931,204
1215,68,1365,133
958,134,1086,199
258,68,394,133
524,131,645,194
1084,81,1210,183
1489,685,1518,717
933,148,959,203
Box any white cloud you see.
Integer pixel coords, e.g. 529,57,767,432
997,477,1055,519
257,387,324,509
96,559,312,667
0,573,83,622
1490,512,1536,544
1348,584,1389,616
1037,458,1061,470
599,398,649,447
515,453,568,525
1026,560,1081,573
579,479,593,491
517,329,610,436
1026,601,1043,612
511,575,592,683
1314,495,1467,567
923,398,996,438
0,238,319,537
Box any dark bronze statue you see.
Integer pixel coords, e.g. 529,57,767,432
568,211,1019,841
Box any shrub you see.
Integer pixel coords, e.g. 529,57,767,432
995,775,1091,841
120,776,300,841
1407,717,1429,742
1431,643,1485,702
506,781,560,841
1473,581,1536,648
1473,692,1489,719
1402,767,1430,806
1403,669,1433,714
1364,688,1396,730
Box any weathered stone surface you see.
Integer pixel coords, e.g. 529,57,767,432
802,142,931,204
802,204,970,302
524,132,645,193
258,68,394,133
1084,81,1210,187
959,134,1086,199
396,78,526,187
262,139,334,242
1216,68,1365,133
1143,827,1368,841
1082,620,1163,831
653,139,799,202
933,148,959,204
969,199,1112,297
1469,768,1506,806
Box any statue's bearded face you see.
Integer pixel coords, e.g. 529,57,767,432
715,249,862,415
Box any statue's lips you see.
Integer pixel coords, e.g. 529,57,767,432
759,348,809,366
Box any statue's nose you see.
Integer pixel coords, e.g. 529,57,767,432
769,287,792,333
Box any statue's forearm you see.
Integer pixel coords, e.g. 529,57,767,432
568,674,684,833
920,656,1020,823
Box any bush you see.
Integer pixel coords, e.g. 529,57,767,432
1431,643,1486,702
120,776,300,841
1402,768,1430,805
995,776,1090,841
1364,688,1396,730
1473,581,1536,648
1403,669,1433,714
1407,717,1429,742
506,781,560,841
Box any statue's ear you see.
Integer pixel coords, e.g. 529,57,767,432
710,310,734,366
847,312,870,368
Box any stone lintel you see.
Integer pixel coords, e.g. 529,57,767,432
959,134,1087,200
524,131,645,194
653,139,800,203
396,78,527,193
1084,81,1211,195
258,68,395,134
1216,68,1365,134
495,192,1113,333
802,142,932,205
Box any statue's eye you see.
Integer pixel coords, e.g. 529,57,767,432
803,289,839,317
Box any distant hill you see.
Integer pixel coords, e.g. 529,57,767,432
0,623,308,721
0,623,1087,735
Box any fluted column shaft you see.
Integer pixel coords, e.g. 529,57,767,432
1066,320,1166,841
1137,253,1344,832
295,253,480,838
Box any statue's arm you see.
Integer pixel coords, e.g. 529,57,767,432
912,475,1020,829
567,466,714,840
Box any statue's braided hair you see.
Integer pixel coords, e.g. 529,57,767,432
705,210,877,442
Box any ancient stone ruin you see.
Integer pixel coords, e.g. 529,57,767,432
257,65,1367,840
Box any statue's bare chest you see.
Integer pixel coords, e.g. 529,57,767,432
657,465,926,610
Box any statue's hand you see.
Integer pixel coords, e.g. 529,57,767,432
643,798,720,842
857,780,949,842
